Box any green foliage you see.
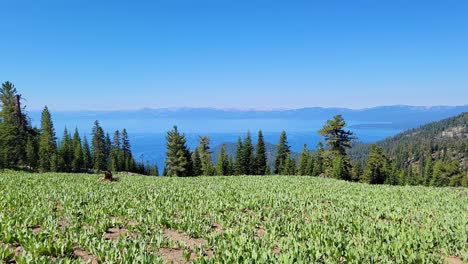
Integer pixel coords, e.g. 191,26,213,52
275,131,290,174
198,136,214,176
297,144,310,176
240,132,255,175
164,126,192,177
255,130,267,175
91,120,107,171
319,115,355,155
38,106,57,172
2,172,466,263
362,145,390,184
215,145,230,176
234,137,243,175
348,113,467,187
192,148,202,176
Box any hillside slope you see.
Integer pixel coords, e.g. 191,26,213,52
349,112,467,182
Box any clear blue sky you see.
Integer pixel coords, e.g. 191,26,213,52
1,0,467,111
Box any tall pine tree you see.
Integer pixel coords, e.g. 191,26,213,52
164,126,192,177
91,120,107,171
38,106,57,172
275,131,290,174
255,130,267,175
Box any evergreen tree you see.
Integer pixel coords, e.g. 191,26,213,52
362,145,390,184
331,155,345,179
25,133,39,170
312,143,324,176
240,131,255,175
58,127,73,172
351,162,363,182
91,120,107,171
297,144,310,176
192,148,202,176
423,154,433,186
121,129,132,171
234,137,243,175
282,154,297,175
216,144,230,176
38,106,57,172
255,130,267,175
198,136,214,176
227,156,234,176
108,130,121,171
71,128,83,172
319,115,355,155
164,126,192,177
306,154,315,176
275,131,290,174
82,135,92,171
0,81,28,167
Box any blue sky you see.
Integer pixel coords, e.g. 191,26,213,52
1,0,467,111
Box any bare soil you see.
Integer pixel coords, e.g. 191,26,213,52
104,227,139,240
255,227,266,238
74,247,98,264
211,223,224,233
158,248,197,264
163,229,207,249
446,256,463,264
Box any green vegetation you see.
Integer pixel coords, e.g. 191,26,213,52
0,172,466,263
0,81,157,175
349,113,468,187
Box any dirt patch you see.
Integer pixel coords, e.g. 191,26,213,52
211,223,224,233
104,227,139,240
74,248,98,264
29,225,41,235
254,227,266,238
446,256,463,264
272,246,281,255
163,229,207,249
159,248,196,264
58,218,68,229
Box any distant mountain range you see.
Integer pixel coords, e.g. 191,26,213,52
28,104,468,133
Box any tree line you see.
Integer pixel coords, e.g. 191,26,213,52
0,81,158,175
1,81,465,187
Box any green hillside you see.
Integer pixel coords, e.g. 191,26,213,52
349,112,468,185
1,172,466,263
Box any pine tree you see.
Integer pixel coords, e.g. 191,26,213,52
82,135,92,171
25,133,39,170
362,145,390,184
282,154,297,175
198,136,214,176
38,106,57,172
275,131,290,174
312,143,324,176
319,115,355,155
91,120,107,171
216,145,230,176
108,130,121,171
255,130,267,175
423,154,433,186
58,127,73,172
121,129,133,171
240,131,255,175
234,137,243,175
71,128,83,172
164,126,192,177
331,155,345,179
192,148,202,176
306,154,315,176
297,144,310,176
351,162,363,182
0,81,28,167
